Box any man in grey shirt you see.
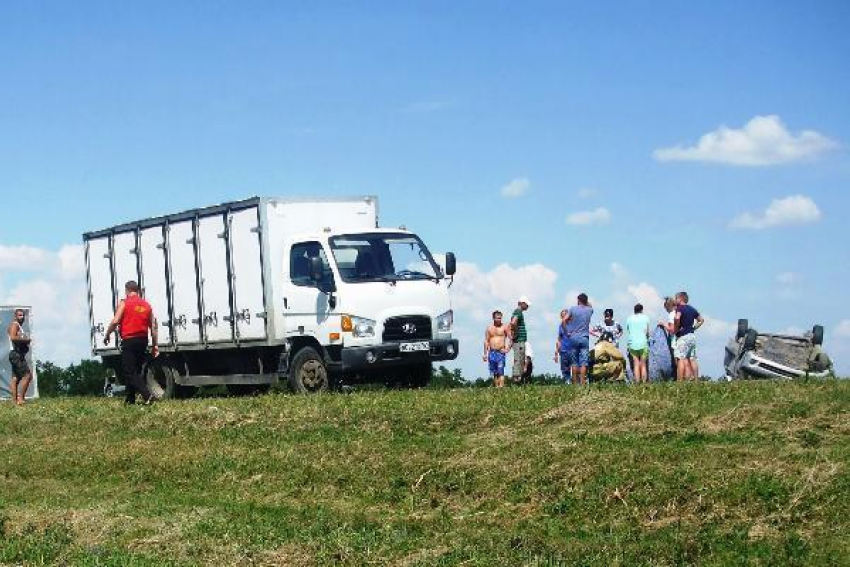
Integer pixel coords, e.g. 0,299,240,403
562,293,594,385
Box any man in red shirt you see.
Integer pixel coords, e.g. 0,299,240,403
104,281,159,404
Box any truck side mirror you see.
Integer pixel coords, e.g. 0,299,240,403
310,255,337,298
309,256,324,282
445,252,457,276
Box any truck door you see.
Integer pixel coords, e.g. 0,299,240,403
112,231,140,346
112,230,140,297
86,236,116,352
168,220,202,344
282,241,334,337
197,214,233,343
139,225,172,346
229,208,267,341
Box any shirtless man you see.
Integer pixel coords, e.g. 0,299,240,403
483,310,512,387
7,309,33,405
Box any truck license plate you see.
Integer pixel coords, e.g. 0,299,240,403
400,341,430,353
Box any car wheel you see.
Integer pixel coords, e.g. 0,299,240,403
743,329,758,351
288,347,329,393
812,325,824,346
736,319,749,340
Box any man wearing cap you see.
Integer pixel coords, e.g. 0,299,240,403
510,297,530,384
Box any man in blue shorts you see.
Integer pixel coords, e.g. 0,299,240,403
483,310,511,387
674,291,704,381
562,293,594,385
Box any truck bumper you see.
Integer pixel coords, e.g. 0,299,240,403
340,339,459,372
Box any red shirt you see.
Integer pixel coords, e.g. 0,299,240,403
120,295,152,339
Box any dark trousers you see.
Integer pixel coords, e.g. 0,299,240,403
121,336,152,403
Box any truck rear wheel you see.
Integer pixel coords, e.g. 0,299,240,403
145,361,197,400
288,347,329,393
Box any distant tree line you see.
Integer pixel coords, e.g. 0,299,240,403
34,360,111,397
429,365,563,389
30,360,552,397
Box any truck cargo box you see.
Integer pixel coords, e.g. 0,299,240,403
84,196,378,356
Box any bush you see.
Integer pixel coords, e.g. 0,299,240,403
34,359,110,397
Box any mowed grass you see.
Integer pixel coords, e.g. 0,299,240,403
1,380,849,566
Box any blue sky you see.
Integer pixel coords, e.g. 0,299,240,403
1,1,849,376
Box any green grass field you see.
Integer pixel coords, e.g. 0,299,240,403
2,380,848,566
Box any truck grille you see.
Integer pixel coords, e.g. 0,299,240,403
383,316,432,342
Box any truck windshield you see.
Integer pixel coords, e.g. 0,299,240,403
329,233,442,283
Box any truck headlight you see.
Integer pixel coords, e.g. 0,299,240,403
342,314,376,338
436,310,453,333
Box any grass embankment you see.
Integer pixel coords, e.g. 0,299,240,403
1,380,848,566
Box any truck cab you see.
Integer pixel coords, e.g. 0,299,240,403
281,229,457,391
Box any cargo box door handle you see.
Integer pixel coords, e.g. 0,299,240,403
256,311,267,319
204,312,218,328
234,309,251,325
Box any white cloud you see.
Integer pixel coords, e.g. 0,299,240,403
836,320,850,338
578,187,598,199
653,115,839,166
452,261,557,318
566,207,611,226
500,177,530,198
0,245,55,272
701,317,736,339
730,195,821,230
0,244,90,365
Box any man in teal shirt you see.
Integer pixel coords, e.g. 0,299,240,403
510,296,530,383
626,303,651,384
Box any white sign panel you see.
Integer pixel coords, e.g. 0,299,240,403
0,307,39,400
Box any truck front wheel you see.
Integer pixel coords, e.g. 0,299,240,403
288,347,329,393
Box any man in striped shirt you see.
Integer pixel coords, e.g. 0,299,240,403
510,296,530,383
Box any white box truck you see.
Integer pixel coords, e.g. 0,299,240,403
83,196,458,397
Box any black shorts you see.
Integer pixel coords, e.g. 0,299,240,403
9,351,30,379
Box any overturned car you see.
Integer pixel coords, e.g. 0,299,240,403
724,320,833,380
